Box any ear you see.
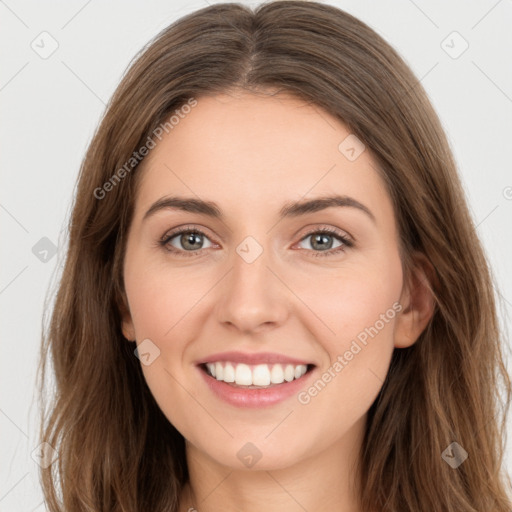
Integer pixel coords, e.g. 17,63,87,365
118,291,136,342
394,251,437,348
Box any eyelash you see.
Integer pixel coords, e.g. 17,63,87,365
158,225,354,258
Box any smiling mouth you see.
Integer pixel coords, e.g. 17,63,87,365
199,361,316,389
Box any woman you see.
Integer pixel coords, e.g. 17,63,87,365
37,1,512,511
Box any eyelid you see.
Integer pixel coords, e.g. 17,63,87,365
159,224,215,243
159,224,218,255
292,225,354,258
295,225,353,244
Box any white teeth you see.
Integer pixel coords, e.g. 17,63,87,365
235,363,253,385
205,361,309,386
284,364,295,382
223,362,235,382
215,362,223,380
253,364,271,386
270,364,284,384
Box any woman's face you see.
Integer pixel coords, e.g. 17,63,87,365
121,91,416,470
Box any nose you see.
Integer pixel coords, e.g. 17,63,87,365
216,239,290,334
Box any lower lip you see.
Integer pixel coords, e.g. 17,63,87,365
197,365,316,408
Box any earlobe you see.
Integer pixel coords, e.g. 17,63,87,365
394,251,437,349
121,316,136,342
118,293,136,342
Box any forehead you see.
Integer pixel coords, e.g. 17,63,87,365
133,91,393,226
143,91,355,168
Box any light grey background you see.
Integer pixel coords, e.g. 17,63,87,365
1,1,511,509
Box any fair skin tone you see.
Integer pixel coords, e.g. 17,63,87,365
121,90,434,512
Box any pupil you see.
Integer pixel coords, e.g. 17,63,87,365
313,234,332,250
183,233,202,250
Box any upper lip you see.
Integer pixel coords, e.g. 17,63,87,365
196,351,315,366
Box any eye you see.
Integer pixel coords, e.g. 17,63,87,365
295,227,353,257
158,225,353,258
159,226,214,257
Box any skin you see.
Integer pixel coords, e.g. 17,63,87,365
121,90,435,512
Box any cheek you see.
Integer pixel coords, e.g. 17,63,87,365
292,253,402,405
123,255,220,415
124,253,210,341
123,258,205,428
295,253,403,350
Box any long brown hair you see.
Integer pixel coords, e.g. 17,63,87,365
37,1,512,510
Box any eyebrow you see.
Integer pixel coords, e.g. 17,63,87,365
142,194,376,224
